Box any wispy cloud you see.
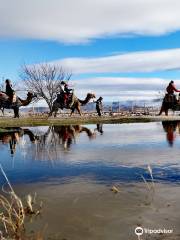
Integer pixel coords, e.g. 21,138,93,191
70,77,180,102
74,77,177,86
1,0,180,43
52,48,180,73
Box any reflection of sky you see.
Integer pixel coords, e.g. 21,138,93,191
0,122,180,185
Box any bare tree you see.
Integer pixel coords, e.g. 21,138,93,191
0,83,4,91
20,63,72,111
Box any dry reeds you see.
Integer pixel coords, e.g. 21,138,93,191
0,164,25,238
0,164,42,239
141,164,155,192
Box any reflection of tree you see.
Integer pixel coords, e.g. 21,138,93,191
162,121,179,146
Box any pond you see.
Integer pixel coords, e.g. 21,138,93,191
0,122,180,240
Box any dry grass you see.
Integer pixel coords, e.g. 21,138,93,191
141,164,155,192
0,164,42,239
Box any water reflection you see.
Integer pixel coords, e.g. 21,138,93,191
1,122,180,159
53,125,96,147
0,125,102,158
1,123,180,185
94,123,104,135
162,121,180,146
0,127,38,155
30,125,98,161
0,125,178,239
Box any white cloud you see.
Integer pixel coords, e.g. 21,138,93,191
73,77,174,86
24,76,167,105
1,0,180,43
70,76,180,102
53,48,180,73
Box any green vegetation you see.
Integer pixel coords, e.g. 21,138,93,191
1,115,180,127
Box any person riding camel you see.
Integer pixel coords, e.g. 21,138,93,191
5,79,16,104
166,80,180,95
60,81,73,107
166,80,180,104
158,80,180,115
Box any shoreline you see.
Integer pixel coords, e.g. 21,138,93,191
15,180,180,240
1,114,180,127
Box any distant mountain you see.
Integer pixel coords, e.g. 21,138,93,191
21,99,161,113
21,107,49,113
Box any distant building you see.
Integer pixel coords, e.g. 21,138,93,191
112,102,120,112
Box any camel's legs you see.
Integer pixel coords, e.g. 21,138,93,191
77,106,82,116
49,106,58,117
158,108,169,116
70,108,75,116
54,110,58,117
158,106,164,115
70,107,82,116
48,111,52,117
158,101,169,116
14,107,19,118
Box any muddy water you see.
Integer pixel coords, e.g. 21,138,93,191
0,122,180,239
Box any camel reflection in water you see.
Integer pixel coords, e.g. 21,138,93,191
2,122,179,158
0,125,103,159
33,125,98,161
162,121,180,146
0,128,38,155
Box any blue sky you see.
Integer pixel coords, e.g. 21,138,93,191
1,0,180,103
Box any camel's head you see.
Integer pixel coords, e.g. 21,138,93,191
87,93,96,99
27,92,37,99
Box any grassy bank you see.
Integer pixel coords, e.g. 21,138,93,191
1,115,180,127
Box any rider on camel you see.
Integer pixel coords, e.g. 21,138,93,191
158,80,180,115
166,80,180,95
166,80,180,104
60,81,73,107
5,79,16,104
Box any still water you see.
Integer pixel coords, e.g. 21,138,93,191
0,122,180,239
0,122,180,184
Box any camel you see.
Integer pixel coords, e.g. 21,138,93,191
49,92,96,117
158,94,180,116
0,92,36,118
